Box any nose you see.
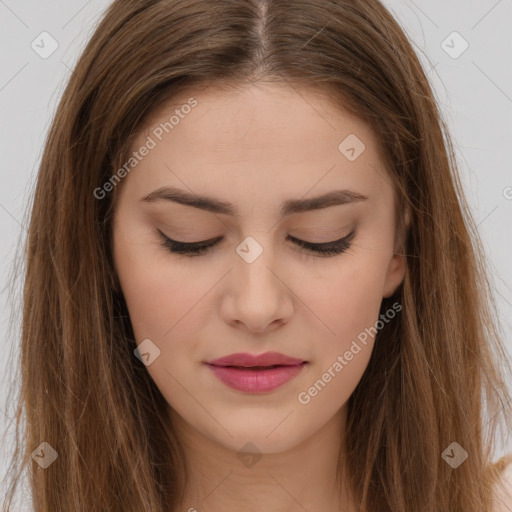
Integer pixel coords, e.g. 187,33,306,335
219,243,294,334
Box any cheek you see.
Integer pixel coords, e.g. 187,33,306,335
297,254,387,347
113,229,194,342
293,258,386,415
298,250,388,371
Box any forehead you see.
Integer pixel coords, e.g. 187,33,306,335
141,82,371,152
118,82,394,211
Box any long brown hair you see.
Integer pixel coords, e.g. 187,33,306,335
2,0,511,510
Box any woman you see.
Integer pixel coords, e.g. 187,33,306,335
3,0,511,510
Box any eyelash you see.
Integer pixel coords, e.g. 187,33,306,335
157,229,356,258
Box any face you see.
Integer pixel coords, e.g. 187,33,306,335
111,82,406,454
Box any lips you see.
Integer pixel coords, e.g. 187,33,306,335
205,351,308,393
206,351,306,368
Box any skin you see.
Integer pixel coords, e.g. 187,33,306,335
112,82,408,512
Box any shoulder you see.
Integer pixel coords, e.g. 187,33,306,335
493,453,512,512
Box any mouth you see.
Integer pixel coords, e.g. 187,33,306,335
229,365,286,369
205,361,308,393
206,351,307,368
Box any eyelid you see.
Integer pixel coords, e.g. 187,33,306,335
157,229,221,244
286,232,354,246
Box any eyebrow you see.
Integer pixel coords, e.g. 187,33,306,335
141,186,368,217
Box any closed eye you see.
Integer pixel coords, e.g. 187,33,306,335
157,229,356,258
287,232,355,256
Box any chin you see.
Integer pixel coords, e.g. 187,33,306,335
200,416,310,454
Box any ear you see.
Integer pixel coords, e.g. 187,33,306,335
382,208,410,298
382,252,406,298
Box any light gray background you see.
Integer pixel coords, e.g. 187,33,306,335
1,0,511,508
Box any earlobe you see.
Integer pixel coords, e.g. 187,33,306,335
382,207,410,298
382,252,406,298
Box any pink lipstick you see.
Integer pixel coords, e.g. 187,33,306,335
205,351,307,393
